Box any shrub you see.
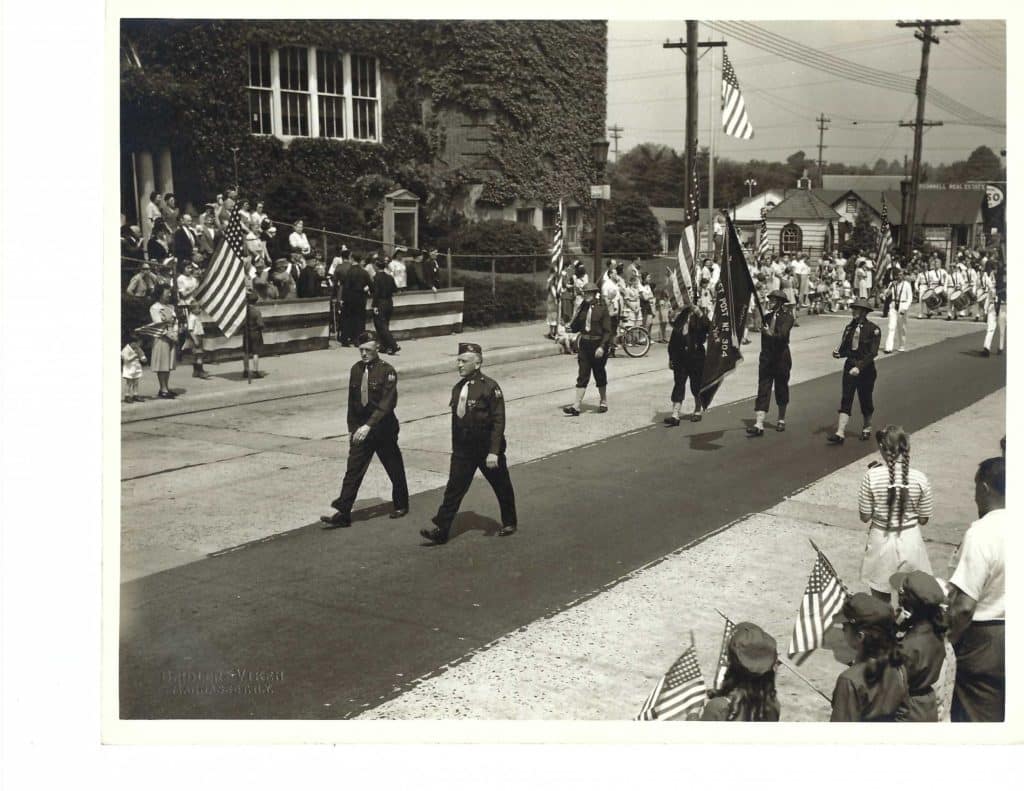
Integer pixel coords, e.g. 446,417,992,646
453,273,544,327
444,220,549,274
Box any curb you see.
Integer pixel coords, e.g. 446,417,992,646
121,340,561,423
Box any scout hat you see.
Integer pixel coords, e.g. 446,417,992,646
833,592,894,629
849,297,873,312
767,289,788,302
729,622,778,675
458,342,482,356
889,569,945,606
356,331,378,349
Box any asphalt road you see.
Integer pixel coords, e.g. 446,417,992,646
120,330,1004,719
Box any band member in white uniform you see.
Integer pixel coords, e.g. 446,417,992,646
981,259,1006,357
884,270,914,354
946,261,968,321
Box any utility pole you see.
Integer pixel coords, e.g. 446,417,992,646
815,114,830,188
664,27,726,252
607,124,624,163
896,19,959,257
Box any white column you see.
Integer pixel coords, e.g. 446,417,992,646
136,150,155,241
155,147,174,195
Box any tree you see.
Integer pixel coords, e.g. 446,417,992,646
786,150,808,177
611,143,684,207
872,158,889,174
583,192,661,257
965,146,1002,181
841,204,878,257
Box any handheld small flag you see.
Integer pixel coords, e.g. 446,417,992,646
713,616,736,690
787,542,850,665
636,642,707,721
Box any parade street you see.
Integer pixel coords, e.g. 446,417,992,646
119,314,1003,719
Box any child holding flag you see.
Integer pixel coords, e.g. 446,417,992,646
701,622,780,721
121,331,147,403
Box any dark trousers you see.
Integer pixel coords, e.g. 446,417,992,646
340,302,366,345
434,444,517,530
576,340,608,388
952,622,1005,722
671,352,704,404
755,350,792,412
373,303,398,351
333,429,409,517
839,362,876,418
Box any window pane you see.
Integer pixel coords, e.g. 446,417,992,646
280,46,309,92
317,50,343,96
248,44,271,88
249,89,272,134
318,95,344,139
517,208,534,225
353,98,376,140
352,54,377,97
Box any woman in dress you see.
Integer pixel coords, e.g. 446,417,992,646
149,284,179,398
701,622,780,721
858,425,934,599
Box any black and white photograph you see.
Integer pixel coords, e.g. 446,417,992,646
105,3,1015,742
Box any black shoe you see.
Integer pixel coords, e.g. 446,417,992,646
776,421,786,432
883,349,892,354
420,526,448,545
195,369,212,379
563,406,580,416
163,390,177,399
320,512,351,529
389,508,409,520
498,525,518,537
252,371,267,378
746,426,764,437
827,434,845,445
981,348,990,357
691,412,703,422
860,429,872,441
598,404,608,413
664,416,680,426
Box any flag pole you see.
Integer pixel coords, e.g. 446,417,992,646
707,31,716,258
778,657,833,704
243,302,252,385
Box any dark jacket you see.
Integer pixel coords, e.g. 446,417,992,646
147,237,170,263
342,265,372,305
296,266,321,299
760,305,794,358
372,269,398,307
836,318,881,370
830,662,908,722
570,298,612,348
894,622,946,722
173,226,196,263
668,309,710,359
347,359,399,436
450,372,506,456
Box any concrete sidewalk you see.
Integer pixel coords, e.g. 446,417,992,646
121,321,561,422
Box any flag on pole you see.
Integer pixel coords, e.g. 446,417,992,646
636,643,708,721
713,616,736,691
133,320,171,339
757,206,770,260
700,216,760,408
721,53,755,140
192,205,249,339
872,194,894,293
668,164,701,310
551,198,564,272
787,544,850,664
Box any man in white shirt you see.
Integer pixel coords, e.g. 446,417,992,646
144,191,163,245
289,219,312,258
948,456,1006,722
388,249,408,291
883,270,914,353
601,266,623,355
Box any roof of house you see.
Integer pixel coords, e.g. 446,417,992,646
822,174,905,191
650,207,716,226
814,187,982,226
766,190,840,221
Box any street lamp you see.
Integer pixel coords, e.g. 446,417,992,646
744,177,757,198
590,139,611,282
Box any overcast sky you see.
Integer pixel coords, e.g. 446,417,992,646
606,19,1006,170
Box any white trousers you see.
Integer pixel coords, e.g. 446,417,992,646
886,310,908,352
984,305,1006,351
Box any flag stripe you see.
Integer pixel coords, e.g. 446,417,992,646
636,644,707,721
194,206,248,339
787,548,849,657
721,54,755,140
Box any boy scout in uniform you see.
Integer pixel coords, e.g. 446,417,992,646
747,289,794,436
828,297,881,444
421,343,518,545
563,281,612,416
321,331,409,528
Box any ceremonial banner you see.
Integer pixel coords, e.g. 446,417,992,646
700,216,760,408
982,183,1006,237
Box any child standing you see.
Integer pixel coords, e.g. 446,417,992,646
243,291,267,379
121,332,147,403
890,570,948,722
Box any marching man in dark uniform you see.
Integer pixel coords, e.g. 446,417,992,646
664,302,710,425
828,297,881,444
563,281,612,416
746,289,793,436
421,343,518,545
321,331,409,528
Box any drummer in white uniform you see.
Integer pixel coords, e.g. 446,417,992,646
883,269,915,354
946,257,970,321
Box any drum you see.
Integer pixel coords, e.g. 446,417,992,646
951,288,974,311
923,289,942,310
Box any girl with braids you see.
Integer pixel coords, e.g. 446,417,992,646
857,425,934,600
831,593,909,722
701,622,780,721
889,570,949,722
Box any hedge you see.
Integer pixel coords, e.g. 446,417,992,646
452,273,544,328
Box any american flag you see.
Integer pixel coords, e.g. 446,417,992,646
550,199,565,299
787,546,849,664
636,643,707,721
872,194,894,293
669,163,701,310
757,206,771,260
722,53,755,140
133,320,171,339
192,205,249,338
713,616,736,690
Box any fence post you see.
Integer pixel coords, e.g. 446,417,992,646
446,248,452,289
491,258,497,297
323,234,328,262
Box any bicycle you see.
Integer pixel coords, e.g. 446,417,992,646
614,320,651,358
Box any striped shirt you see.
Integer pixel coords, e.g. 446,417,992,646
858,465,933,531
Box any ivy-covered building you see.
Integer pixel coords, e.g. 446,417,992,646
120,19,607,250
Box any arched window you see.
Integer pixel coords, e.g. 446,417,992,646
780,223,803,255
